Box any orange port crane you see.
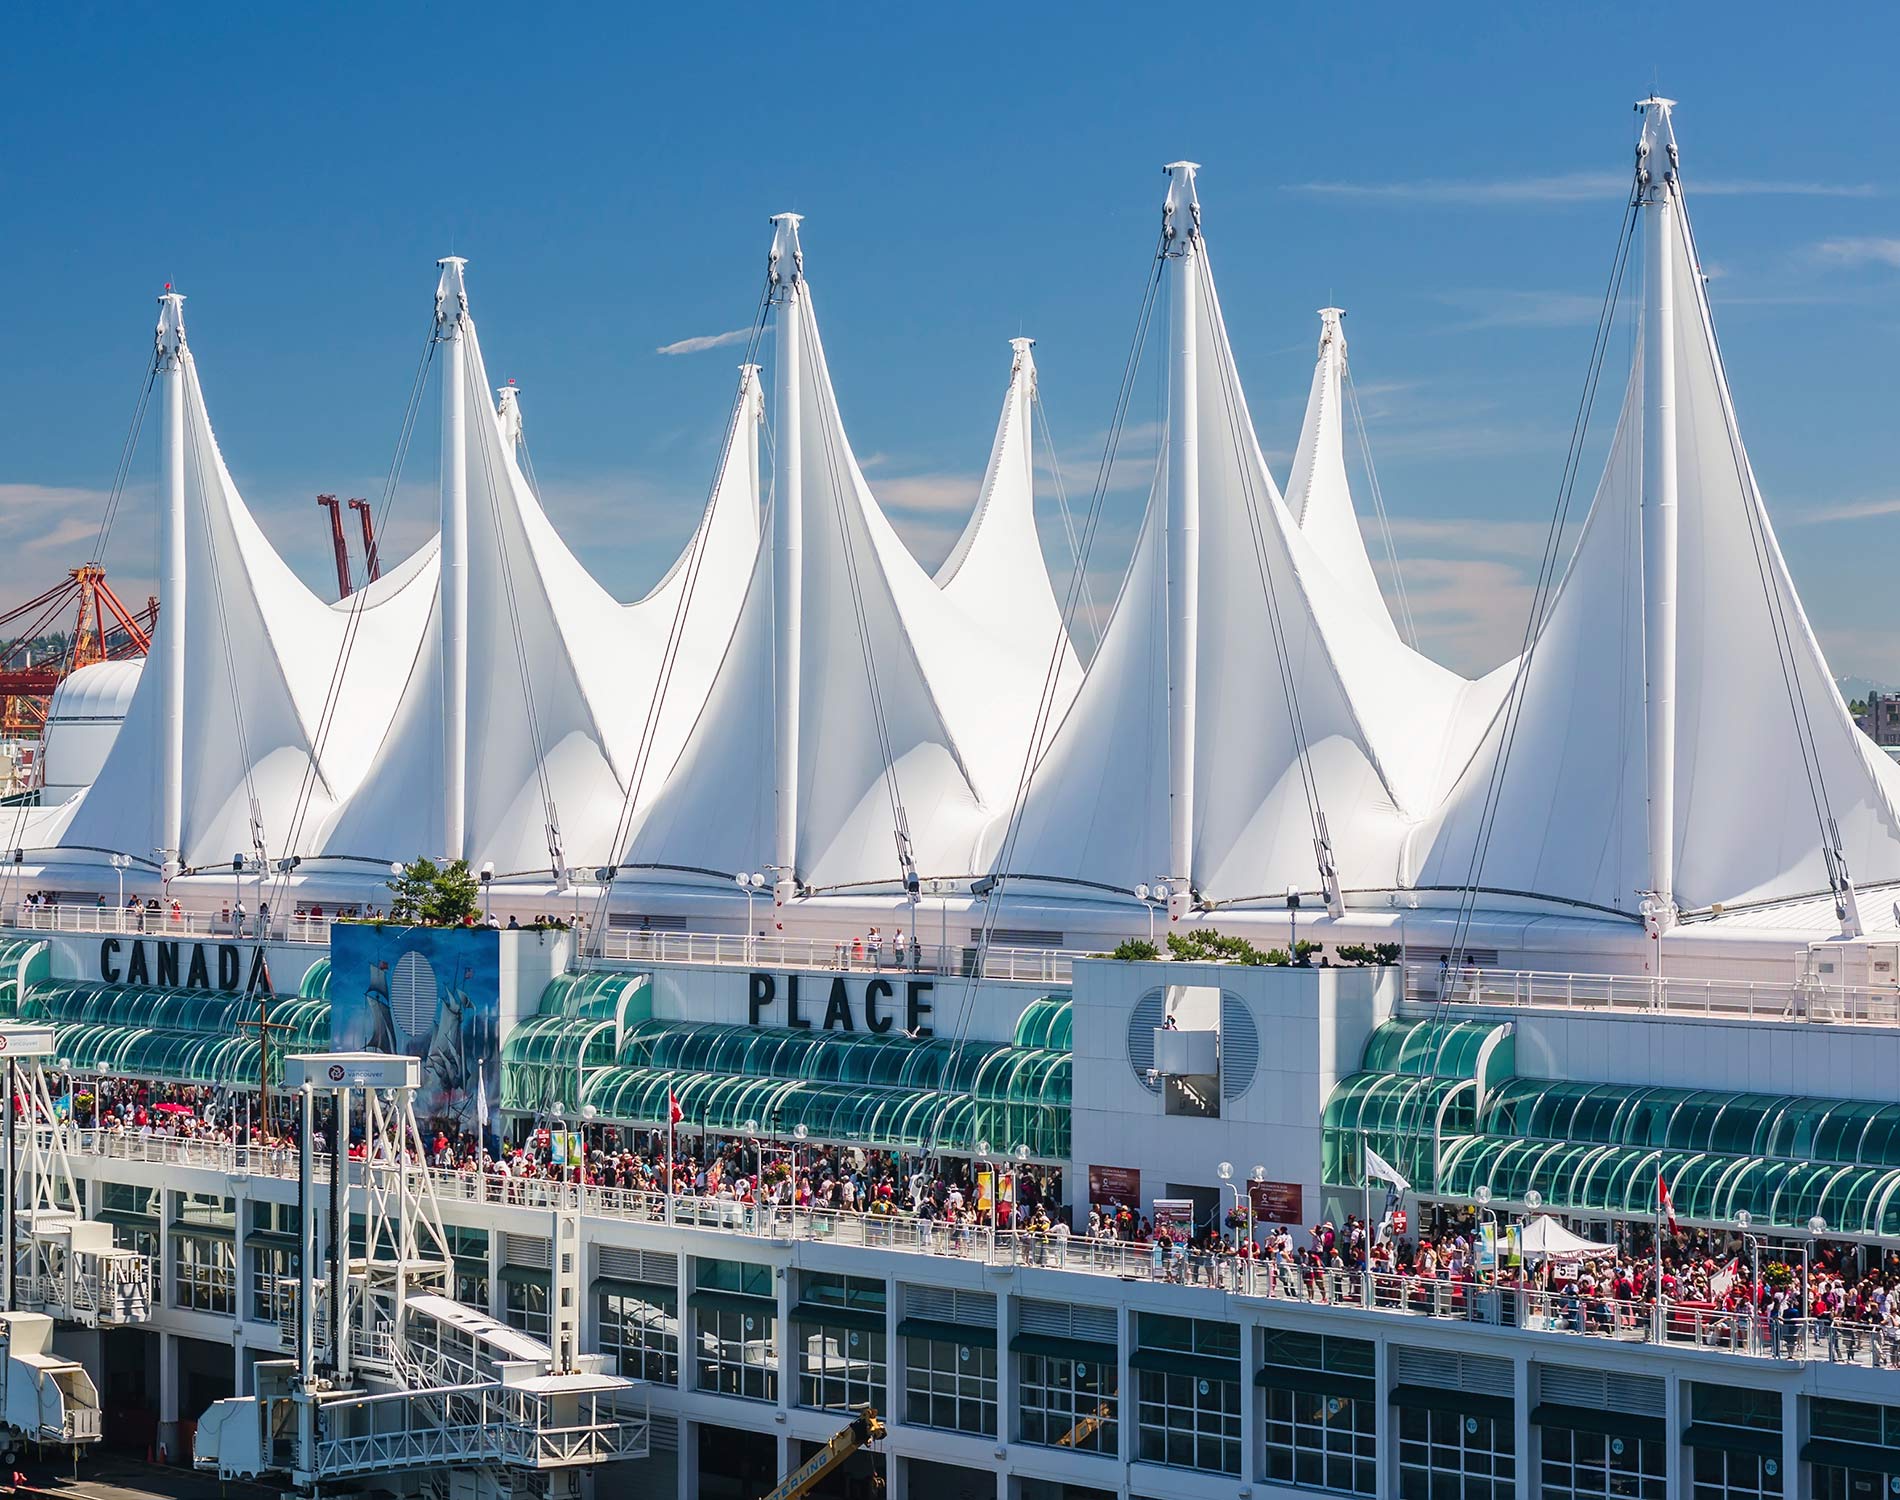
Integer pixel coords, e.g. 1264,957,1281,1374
0,565,155,738
349,497,381,584
317,494,352,598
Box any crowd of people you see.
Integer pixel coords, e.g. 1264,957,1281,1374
53,1080,1900,1362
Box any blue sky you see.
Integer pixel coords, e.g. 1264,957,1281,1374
6,3,1899,678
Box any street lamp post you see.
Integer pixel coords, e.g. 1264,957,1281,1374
1286,885,1301,962
1133,881,1171,948
734,872,765,962
109,852,133,925
1803,1214,1827,1358
1735,1210,1763,1353
1218,1161,1241,1252
480,861,495,924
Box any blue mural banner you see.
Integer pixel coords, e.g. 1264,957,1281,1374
328,923,501,1145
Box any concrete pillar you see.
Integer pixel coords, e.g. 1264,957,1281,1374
1513,1353,1533,1500
1238,1316,1258,1497
1779,1387,1801,1500
1663,1372,1684,1500
1374,1335,1393,1500
156,1330,180,1462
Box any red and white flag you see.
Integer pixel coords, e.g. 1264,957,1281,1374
668,1089,683,1125
1657,1168,1678,1236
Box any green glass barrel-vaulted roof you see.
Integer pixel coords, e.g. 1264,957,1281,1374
502,989,1074,1161
19,978,329,1087
1324,1013,1900,1238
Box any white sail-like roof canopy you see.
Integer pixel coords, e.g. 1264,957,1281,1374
63,295,434,871
1412,101,1900,922
1285,308,1403,640
934,338,1081,687
627,218,1077,891
1000,167,1504,905
321,261,762,877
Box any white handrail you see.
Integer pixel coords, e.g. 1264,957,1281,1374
1406,961,1900,1026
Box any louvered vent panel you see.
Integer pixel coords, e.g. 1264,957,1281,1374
598,1246,677,1285
1019,1299,1117,1341
1539,1365,1664,1416
1395,1346,1511,1396
503,1234,551,1269
905,1285,995,1323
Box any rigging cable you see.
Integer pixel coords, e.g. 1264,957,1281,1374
1442,191,1641,971
1196,247,1332,882
264,317,438,922
587,281,773,950
1031,389,1099,656
921,233,1169,1166
1672,190,1844,897
1342,364,1419,649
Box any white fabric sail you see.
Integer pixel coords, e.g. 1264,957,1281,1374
1286,308,1401,639
1413,125,1900,917
934,339,1081,691
64,313,432,870
627,230,1063,890
1002,179,1501,902
322,276,762,876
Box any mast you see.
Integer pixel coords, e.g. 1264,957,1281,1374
1637,99,1679,929
768,215,805,907
155,290,188,879
436,257,470,862
1162,162,1202,920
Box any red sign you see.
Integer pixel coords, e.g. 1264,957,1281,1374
1392,1208,1408,1235
1088,1165,1141,1207
1249,1180,1304,1225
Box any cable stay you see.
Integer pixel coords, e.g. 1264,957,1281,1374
582,285,773,954
1441,189,1642,975
922,232,1169,1166
1031,390,1099,657
1341,363,1418,649
1192,249,1341,918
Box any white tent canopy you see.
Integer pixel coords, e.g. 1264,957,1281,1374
1286,308,1401,640
999,168,1507,903
627,218,1077,891
1516,1215,1613,1260
64,295,434,872
934,337,1080,688
1413,100,1900,921
322,261,762,877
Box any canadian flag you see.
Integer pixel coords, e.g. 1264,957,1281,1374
668,1089,683,1126
1657,1168,1678,1236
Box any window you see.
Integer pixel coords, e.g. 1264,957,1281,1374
1019,1353,1117,1454
112,1224,160,1307
1133,1315,1241,1474
505,1276,550,1340
1808,1398,1900,1500
248,1243,296,1325
174,1234,236,1314
1396,1406,1515,1500
1260,1330,1376,1495
903,1335,996,1435
693,1257,778,1402
695,1303,778,1402
600,1284,680,1385
449,1226,490,1314
796,1275,886,1412
1541,1427,1666,1500
1689,1384,1781,1500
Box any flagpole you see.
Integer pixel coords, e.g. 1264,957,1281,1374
1360,1129,1373,1308
666,1100,676,1227
1653,1155,1665,1341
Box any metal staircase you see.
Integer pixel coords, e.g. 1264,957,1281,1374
194,1051,645,1498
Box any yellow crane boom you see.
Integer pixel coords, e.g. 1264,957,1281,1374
759,1404,885,1500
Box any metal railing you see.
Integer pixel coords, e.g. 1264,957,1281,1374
1406,962,1900,1026
7,901,333,946
311,1380,645,1478
596,927,1080,983
79,1131,1900,1373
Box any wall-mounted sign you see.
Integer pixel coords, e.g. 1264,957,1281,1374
746,972,934,1036
1153,1198,1195,1234
1088,1165,1141,1207
98,938,273,994
1248,1179,1304,1225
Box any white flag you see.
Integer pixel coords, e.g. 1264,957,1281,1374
1364,1144,1412,1194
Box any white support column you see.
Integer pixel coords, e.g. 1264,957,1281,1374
156,292,188,878
769,214,805,908
1162,162,1202,921
1637,99,1680,928
437,257,471,862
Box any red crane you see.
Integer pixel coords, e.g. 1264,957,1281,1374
349,498,381,584
317,494,353,599
0,565,155,740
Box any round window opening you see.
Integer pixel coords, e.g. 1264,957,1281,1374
1464,1417,1479,1435
1198,1379,1211,1397
1125,987,1259,1099
959,1346,970,1363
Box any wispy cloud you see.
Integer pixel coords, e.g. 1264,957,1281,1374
874,473,979,514
1810,236,1900,269
654,327,754,356
1439,290,1608,330
1784,495,1900,526
1290,171,1880,206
